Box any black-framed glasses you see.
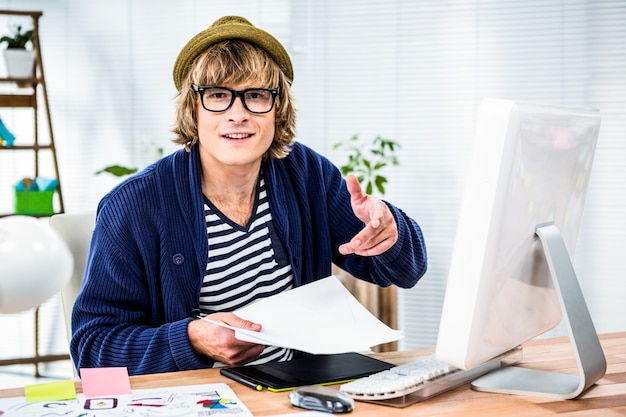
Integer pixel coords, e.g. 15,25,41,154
192,85,279,114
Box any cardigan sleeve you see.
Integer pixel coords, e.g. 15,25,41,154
70,156,212,376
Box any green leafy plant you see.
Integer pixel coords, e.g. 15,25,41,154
95,139,164,178
333,134,400,195
0,25,34,50
94,165,138,177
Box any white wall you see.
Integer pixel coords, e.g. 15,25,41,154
0,0,624,374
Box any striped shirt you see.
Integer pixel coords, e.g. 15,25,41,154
199,176,294,366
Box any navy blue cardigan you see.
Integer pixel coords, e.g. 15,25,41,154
70,142,427,375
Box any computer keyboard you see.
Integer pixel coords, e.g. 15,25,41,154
339,352,517,406
339,354,458,400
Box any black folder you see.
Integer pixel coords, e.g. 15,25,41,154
220,352,394,392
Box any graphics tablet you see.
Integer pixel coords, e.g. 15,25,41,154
220,352,394,392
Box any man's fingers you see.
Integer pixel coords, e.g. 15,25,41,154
217,313,262,332
345,174,365,201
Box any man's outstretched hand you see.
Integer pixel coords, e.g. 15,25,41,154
338,174,398,256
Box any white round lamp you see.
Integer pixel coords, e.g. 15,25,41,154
0,216,73,314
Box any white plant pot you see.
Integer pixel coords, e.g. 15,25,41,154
3,49,36,78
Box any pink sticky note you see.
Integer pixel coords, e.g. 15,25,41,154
80,367,132,398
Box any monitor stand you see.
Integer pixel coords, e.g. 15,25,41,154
471,223,607,399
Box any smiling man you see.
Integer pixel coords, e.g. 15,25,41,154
70,16,428,376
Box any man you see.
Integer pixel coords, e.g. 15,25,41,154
71,16,427,376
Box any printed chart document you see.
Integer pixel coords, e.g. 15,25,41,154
0,383,252,417
227,275,402,354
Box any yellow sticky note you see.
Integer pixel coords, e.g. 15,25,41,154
24,379,76,403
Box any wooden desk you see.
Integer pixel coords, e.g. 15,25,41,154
1,332,625,416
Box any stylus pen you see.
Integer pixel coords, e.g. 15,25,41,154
226,373,263,391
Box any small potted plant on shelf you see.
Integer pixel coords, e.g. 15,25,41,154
0,24,36,79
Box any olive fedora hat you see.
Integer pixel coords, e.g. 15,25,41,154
172,15,293,91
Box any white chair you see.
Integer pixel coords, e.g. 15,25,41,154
49,211,96,343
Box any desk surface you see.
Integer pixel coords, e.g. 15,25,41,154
1,332,625,416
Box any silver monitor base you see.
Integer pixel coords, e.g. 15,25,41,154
471,223,606,399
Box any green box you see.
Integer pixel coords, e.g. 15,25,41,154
14,190,55,215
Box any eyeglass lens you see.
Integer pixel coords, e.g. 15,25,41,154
199,87,277,114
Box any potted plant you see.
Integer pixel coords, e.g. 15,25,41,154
1,24,36,79
333,134,401,352
334,134,400,195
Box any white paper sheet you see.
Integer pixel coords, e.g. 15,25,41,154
230,275,403,354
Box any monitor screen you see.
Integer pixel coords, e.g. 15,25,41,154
436,98,601,371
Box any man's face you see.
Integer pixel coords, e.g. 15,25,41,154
196,84,276,170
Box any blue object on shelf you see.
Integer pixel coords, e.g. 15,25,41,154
16,178,37,191
15,177,58,192
0,117,16,146
35,177,58,191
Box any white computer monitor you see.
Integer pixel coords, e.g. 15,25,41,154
436,98,606,399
